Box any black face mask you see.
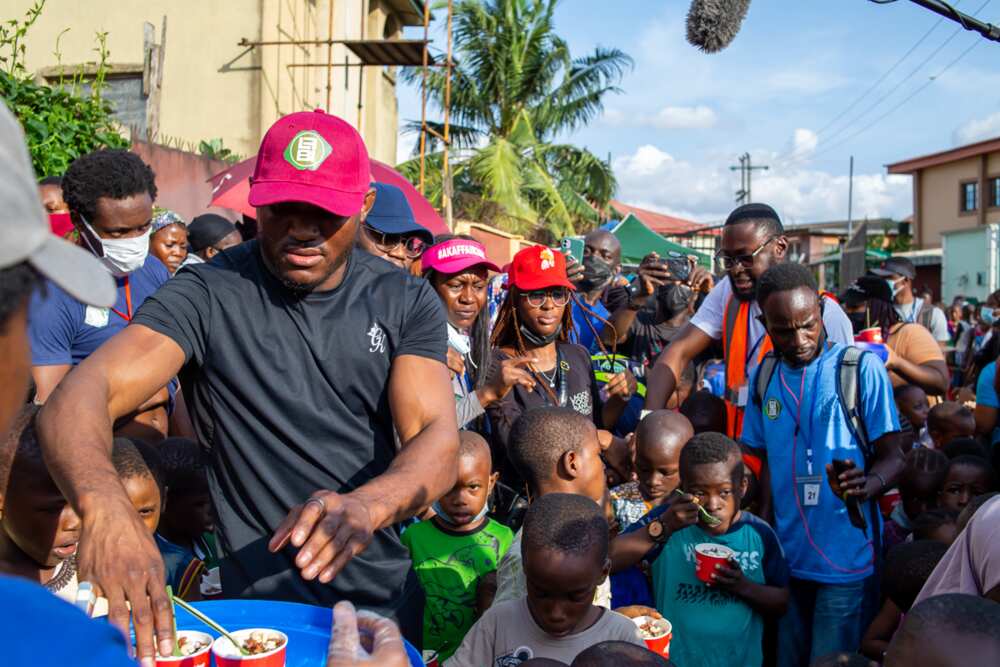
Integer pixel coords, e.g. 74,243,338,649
578,255,615,293
519,323,562,347
657,283,692,320
848,311,868,334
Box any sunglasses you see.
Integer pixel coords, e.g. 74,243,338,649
520,287,571,308
714,236,777,271
363,225,426,259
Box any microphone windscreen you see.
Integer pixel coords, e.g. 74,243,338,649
686,0,751,53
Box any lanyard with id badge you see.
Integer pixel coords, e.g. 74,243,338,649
777,361,824,508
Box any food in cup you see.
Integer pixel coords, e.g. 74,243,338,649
212,628,288,666
694,542,736,584
242,631,285,655
631,615,672,658
156,630,212,666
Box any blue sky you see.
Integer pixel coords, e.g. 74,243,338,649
396,0,1000,225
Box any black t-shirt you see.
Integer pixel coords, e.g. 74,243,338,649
132,242,446,621
622,308,683,371
485,342,602,488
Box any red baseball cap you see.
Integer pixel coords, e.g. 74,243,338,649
508,245,576,291
248,109,370,217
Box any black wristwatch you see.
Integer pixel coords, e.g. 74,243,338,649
647,517,669,544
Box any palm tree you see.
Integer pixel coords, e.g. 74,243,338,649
399,0,631,238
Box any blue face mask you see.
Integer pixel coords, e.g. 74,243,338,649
431,499,490,527
886,279,904,299
981,306,996,325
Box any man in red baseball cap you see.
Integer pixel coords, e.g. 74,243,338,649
39,109,459,658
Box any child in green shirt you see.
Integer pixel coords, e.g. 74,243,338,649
401,432,513,661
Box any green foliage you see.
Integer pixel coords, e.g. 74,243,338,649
0,0,128,178
867,221,913,254
198,138,239,165
401,0,630,238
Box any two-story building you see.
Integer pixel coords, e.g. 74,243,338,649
13,0,425,164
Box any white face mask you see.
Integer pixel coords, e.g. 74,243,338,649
81,216,150,277
447,322,472,356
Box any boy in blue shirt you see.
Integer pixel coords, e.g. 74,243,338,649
642,432,789,667
741,263,905,666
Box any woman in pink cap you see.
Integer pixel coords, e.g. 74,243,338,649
422,236,537,429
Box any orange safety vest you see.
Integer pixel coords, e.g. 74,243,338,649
721,296,772,439
722,290,838,439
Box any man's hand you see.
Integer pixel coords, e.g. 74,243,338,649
662,493,699,532
446,348,465,377
478,356,537,406
614,605,662,620
825,460,867,500
687,266,714,294
326,601,409,667
604,370,637,402
269,492,375,584
633,253,671,302
78,497,174,664
566,255,585,286
709,558,747,594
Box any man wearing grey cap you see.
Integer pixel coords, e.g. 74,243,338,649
872,257,950,347
0,101,137,665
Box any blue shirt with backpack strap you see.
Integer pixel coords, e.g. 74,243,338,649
741,342,900,584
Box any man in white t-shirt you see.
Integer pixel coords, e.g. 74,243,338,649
872,257,950,347
643,203,854,438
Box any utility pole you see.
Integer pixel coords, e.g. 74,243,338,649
729,152,769,205
847,155,854,238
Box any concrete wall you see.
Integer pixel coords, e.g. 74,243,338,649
130,141,236,222
14,0,403,164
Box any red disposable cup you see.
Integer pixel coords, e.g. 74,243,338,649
422,650,440,667
155,630,212,667
212,629,288,667
632,616,672,659
855,327,884,344
694,543,736,584
878,488,901,518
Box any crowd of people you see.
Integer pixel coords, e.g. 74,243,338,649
1,95,999,667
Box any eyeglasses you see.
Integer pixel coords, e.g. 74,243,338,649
363,225,426,259
715,236,777,270
521,288,571,308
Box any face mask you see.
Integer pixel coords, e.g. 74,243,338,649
519,323,562,347
848,311,868,334
81,216,150,277
886,279,904,299
432,499,489,527
578,255,615,292
447,322,472,356
981,306,996,326
657,283,691,320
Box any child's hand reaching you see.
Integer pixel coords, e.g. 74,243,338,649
662,493,699,532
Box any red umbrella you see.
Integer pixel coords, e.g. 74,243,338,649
207,157,448,236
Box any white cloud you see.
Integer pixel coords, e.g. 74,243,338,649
648,105,718,129
954,112,1000,146
601,105,718,130
613,140,912,225
790,128,818,158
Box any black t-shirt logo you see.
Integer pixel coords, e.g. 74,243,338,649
367,322,386,353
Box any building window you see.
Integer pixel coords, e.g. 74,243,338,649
961,181,978,212
991,177,1000,208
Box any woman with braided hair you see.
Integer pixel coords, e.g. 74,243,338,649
485,246,635,490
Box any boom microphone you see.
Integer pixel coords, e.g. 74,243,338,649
686,0,752,53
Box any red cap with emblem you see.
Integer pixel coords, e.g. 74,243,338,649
249,109,370,217
508,245,576,291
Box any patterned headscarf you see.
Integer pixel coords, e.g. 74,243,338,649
151,208,186,234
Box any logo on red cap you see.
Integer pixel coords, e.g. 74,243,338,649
283,130,332,171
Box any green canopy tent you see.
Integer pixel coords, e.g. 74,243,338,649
610,213,711,268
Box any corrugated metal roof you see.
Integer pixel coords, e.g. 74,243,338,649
342,40,432,66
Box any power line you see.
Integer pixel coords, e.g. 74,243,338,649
814,0,962,138
774,0,990,170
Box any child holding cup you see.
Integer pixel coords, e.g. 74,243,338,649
640,433,789,667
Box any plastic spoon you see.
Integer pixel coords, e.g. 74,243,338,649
673,488,722,527
171,594,250,656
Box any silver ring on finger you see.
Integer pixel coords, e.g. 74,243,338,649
306,496,327,515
